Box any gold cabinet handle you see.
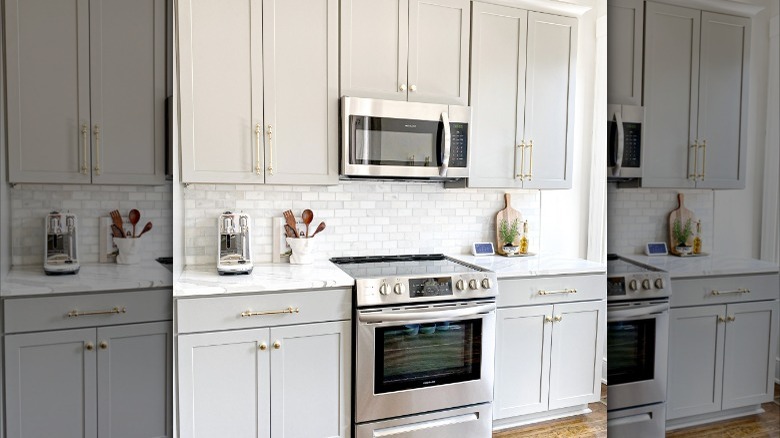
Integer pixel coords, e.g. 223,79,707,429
718,316,725,323
698,140,706,181
553,315,563,322
544,316,553,323
726,315,735,322
99,341,108,350
259,342,268,351
538,288,577,295
93,125,101,175
254,123,263,175
81,123,89,175
400,84,407,92
711,288,749,296
240,306,299,318
67,306,126,318
266,124,274,175
526,140,534,180
273,341,281,350
516,141,525,179
85,342,95,351
689,140,699,180
410,84,417,92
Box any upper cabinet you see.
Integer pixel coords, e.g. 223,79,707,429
467,3,576,189
642,2,750,189
179,0,339,184
607,0,643,105
4,0,167,185
341,0,470,105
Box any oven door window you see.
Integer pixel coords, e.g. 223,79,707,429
350,116,442,167
374,318,482,394
607,318,656,385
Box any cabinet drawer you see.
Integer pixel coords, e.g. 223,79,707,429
497,275,606,307
670,274,780,308
176,288,351,334
4,288,172,334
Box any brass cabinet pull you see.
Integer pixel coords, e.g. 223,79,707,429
726,315,735,322
538,288,577,295
93,125,101,175
410,84,417,92
516,141,525,179
266,124,274,175
711,288,749,296
273,341,281,350
525,140,534,180
259,342,268,351
400,84,407,92
689,140,699,180
240,306,299,318
544,316,553,323
698,140,707,180
553,315,563,322
81,123,89,175
99,341,108,350
254,123,262,175
85,342,95,351
67,306,126,318
717,316,725,323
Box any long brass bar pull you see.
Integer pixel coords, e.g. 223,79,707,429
525,140,534,181
689,140,699,180
266,124,274,175
699,140,707,181
68,306,126,318
254,123,262,175
240,306,299,318
93,125,101,175
81,123,89,175
516,141,525,179
538,288,577,295
711,288,749,296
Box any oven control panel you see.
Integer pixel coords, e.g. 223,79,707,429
607,273,671,301
354,273,498,307
409,277,453,298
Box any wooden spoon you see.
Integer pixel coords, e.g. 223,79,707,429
129,209,141,237
310,222,326,238
302,209,314,238
137,222,153,238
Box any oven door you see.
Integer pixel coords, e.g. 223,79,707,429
607,301,669,410
355,301,496,423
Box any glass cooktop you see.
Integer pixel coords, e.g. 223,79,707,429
607,254,661,275
330,254,485,279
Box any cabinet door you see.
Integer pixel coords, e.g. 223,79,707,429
722,301,779,410
521,12,576,189
695,12,750,189
548,300,605,410
341,0,408,101
467,3,526,188
4,0,92,184
5,329,97,438
642,2,699,188
407,0,470,105
262,0,339,185
270,321,350,438
666,305,726,420
494,305,553,419
178,0,264,183
89,0,166,185
607,0,643,105
97,322,171,438
177,329,270,438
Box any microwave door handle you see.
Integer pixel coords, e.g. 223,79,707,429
358,303,496,323
613,111,624,177
439,111,451,177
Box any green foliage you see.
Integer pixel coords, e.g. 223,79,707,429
499,218,520,246
672,217,693,247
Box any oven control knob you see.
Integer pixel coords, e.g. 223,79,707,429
456,279,465,291
629,280,638,291
481,278,492,289
468,279,478,290
393,283,404,295
655,278,665,289
642,279,651,290
379,283,388,295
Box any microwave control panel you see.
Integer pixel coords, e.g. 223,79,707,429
449,123,468,167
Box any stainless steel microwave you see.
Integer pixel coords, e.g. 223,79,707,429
608,104,644,181
341,97,471,180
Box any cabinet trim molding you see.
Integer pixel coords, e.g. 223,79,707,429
475,0,590,17
651,0,763,17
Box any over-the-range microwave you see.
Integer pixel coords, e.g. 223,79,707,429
608,104,644,181
341,96,471,180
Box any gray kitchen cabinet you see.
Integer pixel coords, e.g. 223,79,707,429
607,0,643,105
177,321,350,438
642,2,750,189
4,0,167,185
340,0,470,105
467,3,576,189
178,0,338,184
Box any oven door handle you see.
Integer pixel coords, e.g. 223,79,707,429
439,111,451,177
607,303,669,321
358,303,495,323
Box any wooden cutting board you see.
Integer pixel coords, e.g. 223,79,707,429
668,193,696,255
496,193,523,255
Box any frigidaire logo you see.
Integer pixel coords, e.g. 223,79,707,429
405,124,417,128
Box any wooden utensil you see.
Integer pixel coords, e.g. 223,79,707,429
310,222,326,238
668,193,696,255
129,209,141,238
302,209,314,238
283,210,297,236
137,222,153,238
111,224,124,238
284,224,297,238
495,193,523,255
110,210,124,231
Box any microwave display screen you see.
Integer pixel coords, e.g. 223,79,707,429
350,116,442,167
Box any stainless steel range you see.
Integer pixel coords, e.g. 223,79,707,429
331,254,498,438
606,254,671,437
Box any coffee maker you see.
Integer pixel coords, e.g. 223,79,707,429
217,211,253,275
44,211,80,275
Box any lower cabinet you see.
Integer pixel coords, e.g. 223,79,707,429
177,320,350,438
667,300,779,420
494,299,605,419
4,322,172,438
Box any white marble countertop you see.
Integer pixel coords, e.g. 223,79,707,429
621,253,780,279
451,254,606,278
1,262,173,297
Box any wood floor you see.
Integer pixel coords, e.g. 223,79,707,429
494,384,780,438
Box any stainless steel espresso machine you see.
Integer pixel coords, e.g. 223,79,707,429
44,211,80,275
217,211,253,275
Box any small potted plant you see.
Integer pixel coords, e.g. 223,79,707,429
672,217,694,256
499,218,520,256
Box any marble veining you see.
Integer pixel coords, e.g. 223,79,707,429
1,262,173,297
451,254,606,278
621,253,780,278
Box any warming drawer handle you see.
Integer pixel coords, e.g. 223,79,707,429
240,306,299,318
538,288,577,295
67,306,126,318
358,303,495,323
608,413,653,427
711,288,749,296
373,413,479,437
